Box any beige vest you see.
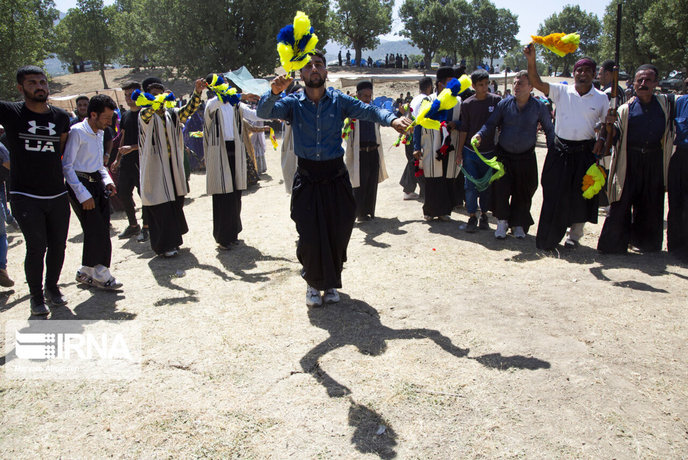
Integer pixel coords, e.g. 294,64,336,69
138,109,189,206
203,99,248,195
344,120,388,188
607,95,675,203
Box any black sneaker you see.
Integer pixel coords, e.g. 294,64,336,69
479,213,490,230
466,215,478,233
44,287,67,307
137,227,149,242
119,224,141,239
30,296,49,316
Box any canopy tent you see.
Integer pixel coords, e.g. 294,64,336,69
223,67,270,95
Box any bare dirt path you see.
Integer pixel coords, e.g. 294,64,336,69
1,72,686,458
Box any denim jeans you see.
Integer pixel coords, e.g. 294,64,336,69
463,146,494,214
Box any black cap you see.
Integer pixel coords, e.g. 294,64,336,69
436,66,454,81
142,76,163,92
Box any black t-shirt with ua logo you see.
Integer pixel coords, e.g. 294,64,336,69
0,101,70,197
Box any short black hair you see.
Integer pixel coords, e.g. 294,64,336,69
87,94,117,117
147,82,165,92
75,95,89,104
356,81,373,92
635,64,659,81
453,65,466,78
600,59,615,73
142,76,163,92
471,69,490,84
121,81,141,91
310,50,326,66
16,65,46,84
419,76,433,92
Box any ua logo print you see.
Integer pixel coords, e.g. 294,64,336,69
27,120,57,135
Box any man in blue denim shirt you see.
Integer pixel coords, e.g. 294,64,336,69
258,52,411,307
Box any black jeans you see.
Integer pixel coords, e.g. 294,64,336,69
11,193,70,298
117,157,145,227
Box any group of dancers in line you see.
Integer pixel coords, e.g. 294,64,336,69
1,46,687,313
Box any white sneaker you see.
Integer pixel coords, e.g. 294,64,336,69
323,288,340,304
163,249,178,258
306,286,322,307
403,192,419,200
423,215,434,221
495,220,508,239
512,226,526,239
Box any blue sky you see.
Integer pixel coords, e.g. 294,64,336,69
53,0,610,44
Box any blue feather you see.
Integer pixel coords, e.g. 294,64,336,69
296,33,312,51
446,78,461,96
277,25,295,45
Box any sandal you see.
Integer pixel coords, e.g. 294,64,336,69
76,271,95,286
93,277,123,291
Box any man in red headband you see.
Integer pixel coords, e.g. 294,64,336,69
524,48,609,250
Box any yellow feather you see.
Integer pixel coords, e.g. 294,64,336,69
293,11,311,40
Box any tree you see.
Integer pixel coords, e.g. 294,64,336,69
53,0,118,89
332,0,393,67
599,0,658,75
112,0,153,71
485,8,519,69
400,0,461,73
503,44,546,74
0,0,59,101
536,5,602,77
143,0,331,81
639,0,687,73
460,0,498,70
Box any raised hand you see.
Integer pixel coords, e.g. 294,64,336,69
271,75,294,95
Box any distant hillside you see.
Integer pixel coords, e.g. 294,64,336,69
325,38,422,63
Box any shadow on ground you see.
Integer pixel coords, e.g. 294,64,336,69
299,294,550,458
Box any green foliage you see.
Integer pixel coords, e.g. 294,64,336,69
112,0,153,71
53,0,118,88
140,0,331,80
641,0,688,72
400,0,462,71
0,0,58,101
486,8,519,67
536,5,601,76
599,0,656,74
600,0,687,74
332,0,393,66
503,45,546,74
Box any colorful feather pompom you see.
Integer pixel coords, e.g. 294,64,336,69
269,127,278,150
277,11,319,73
582,164,606,199
341,118,356,139
530,32,580,57
413,76,468,131
206,74,241,106
131,89,176,111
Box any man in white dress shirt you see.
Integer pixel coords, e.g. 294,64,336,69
62,94,122,289
525,46,609,250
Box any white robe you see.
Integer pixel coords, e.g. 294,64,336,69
203,98,250,195
138,109,189,206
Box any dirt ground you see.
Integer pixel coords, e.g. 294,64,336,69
1,69,687,458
